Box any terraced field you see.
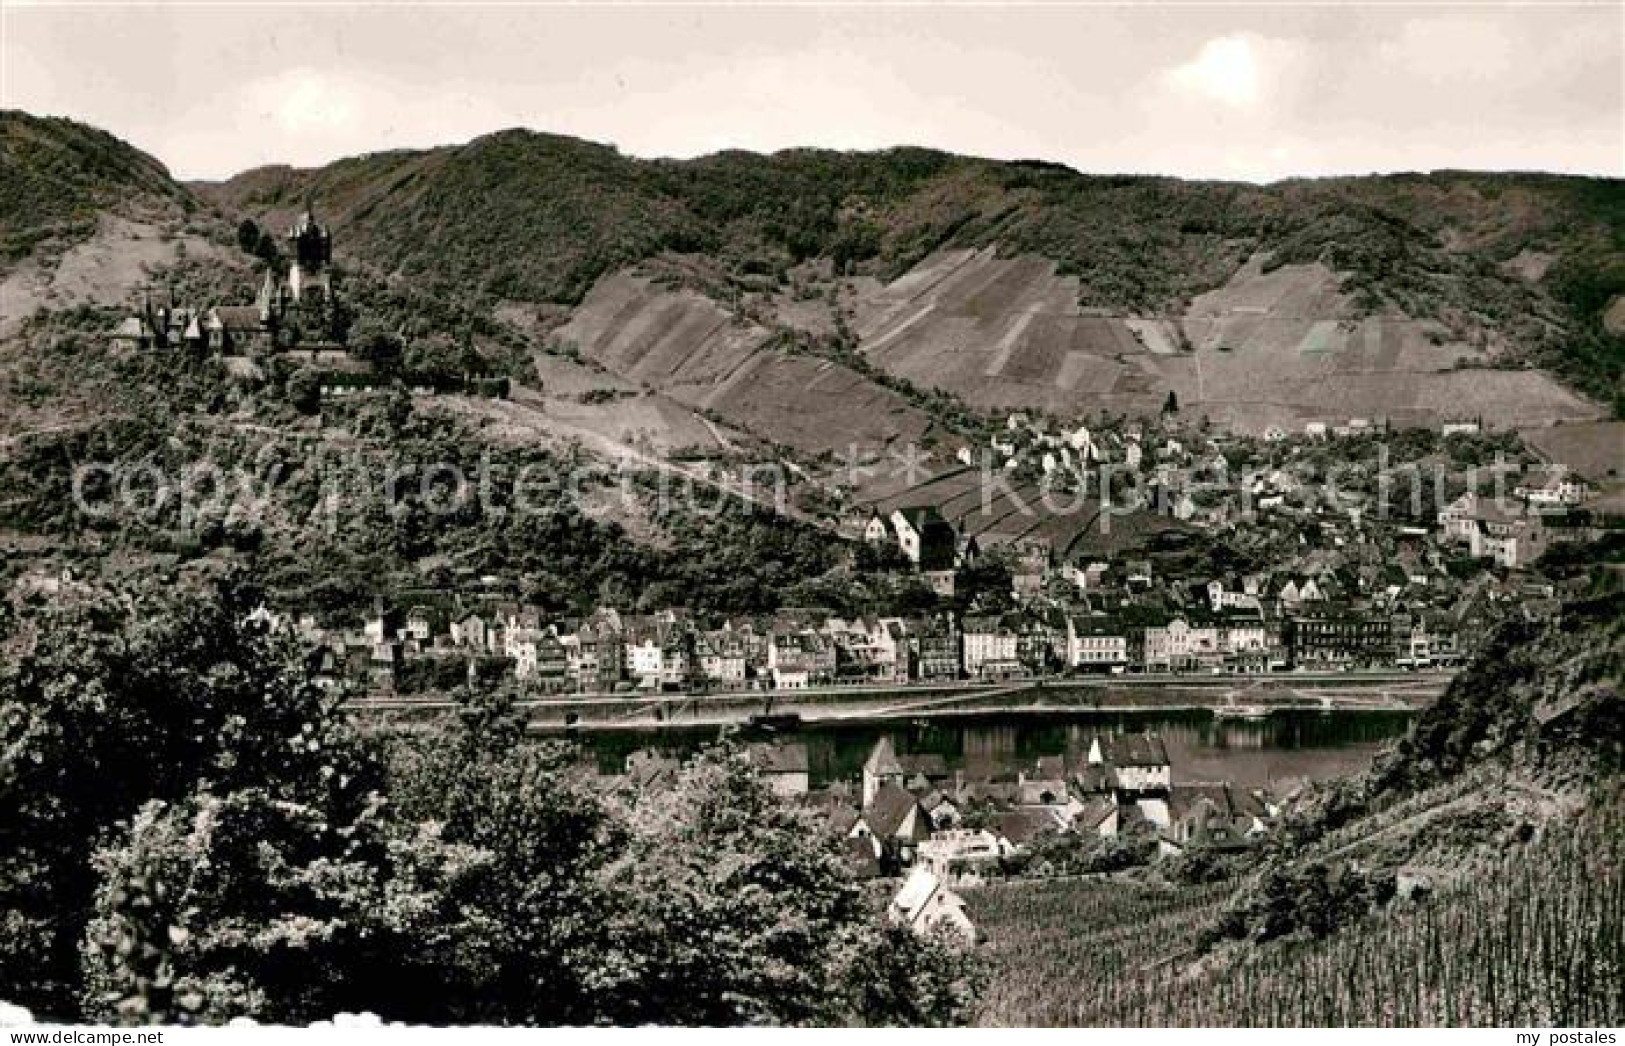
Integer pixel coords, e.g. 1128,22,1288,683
975,822,1620,1025
853,248,1169,417
849,250,1606,434
542,245,1605,461
552,271,936,454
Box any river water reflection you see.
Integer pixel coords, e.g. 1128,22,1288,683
578,708,1413,792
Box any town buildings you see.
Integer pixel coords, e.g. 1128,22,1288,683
888,867,977,943
1438,493,1551,569
265,409,1598,697
961,615,1022,679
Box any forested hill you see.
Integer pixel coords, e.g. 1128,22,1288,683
0,111,196,259
201,128,1625,409
2,110,1620,409
1264,554,1622,862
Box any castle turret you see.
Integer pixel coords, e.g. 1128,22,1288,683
286,203,333,302
255,269,279,321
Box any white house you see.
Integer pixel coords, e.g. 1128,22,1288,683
1515,466,1590,509
1088,733,1172,794
403,606,433,643
1472,510,1548,569
961,617,1019,678
888,867,977,943
1437,491,1481,542
746,743,810,799
916,828,1010,883
888,506,954,568
1142,618,1222,672
625,628,668,688
1067,617,1127,669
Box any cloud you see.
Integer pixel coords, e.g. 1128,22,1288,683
253,68,367,134
1166,34,1264,108
176,67,522,174
2,6,1615,182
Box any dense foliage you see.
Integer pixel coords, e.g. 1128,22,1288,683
1369,586,1624,798
0,577,981,1025
0,308,866,621
0,576,374,1017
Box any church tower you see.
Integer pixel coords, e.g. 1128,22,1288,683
286,202,333,302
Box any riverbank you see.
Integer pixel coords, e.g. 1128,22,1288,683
347,670,1453,734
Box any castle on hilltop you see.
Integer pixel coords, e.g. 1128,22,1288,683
112,203,342,354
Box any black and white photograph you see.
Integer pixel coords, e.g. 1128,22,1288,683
0,0,1620,1034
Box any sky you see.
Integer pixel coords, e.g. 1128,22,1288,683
2,1,1621,183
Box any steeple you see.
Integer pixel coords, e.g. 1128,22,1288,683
862,737,906,807
255,269,278,321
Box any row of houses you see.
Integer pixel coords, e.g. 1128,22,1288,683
301,578,1467,694
841,734,1271,868
310,603,970,693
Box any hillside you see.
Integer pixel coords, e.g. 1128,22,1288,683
976,582,1624,1027
0,111,196,261
201,131,1625,418
0,116,865,618
0,113,239,341
550,269,939,454
1,111,1619,470
850,247,1601,431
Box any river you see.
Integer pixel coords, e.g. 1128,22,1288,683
574,707,1414,792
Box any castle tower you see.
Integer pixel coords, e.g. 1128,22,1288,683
286,202,333,302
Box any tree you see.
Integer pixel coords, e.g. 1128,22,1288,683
404,334,475,387
347,316,404,373
235,219,260,254
834,925,984,1027
588,744,860,1023
377,689,624,1024
588,742,982,1026
383,383,413,433
0,576,379,1018
1163,389,1180,414
253,230,281,270
286,366,321,414
956,554,1014,615
83,789,394,1024
6,585,985,1026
